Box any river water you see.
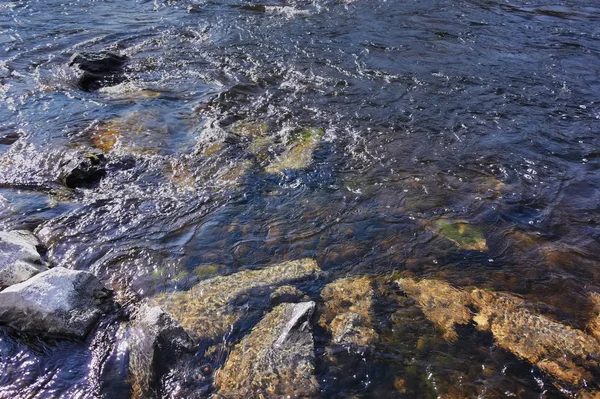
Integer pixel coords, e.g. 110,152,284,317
1,0,600,397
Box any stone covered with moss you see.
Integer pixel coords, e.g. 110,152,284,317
153,259,321,342
215,301,319,398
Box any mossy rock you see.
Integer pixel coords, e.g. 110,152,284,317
430,219,488,251
265,127,324,174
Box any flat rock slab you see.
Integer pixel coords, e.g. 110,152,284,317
215,301,319,398
0,267,112,338
154,258,321,342
0,230,46,288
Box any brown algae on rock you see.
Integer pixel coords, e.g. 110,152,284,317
471,289,600,386
396,277,600,387
153,259,321,342
264,126,324,173
215,301,319,398
319,276,377,347
395,278,471,341
91,111,168,154
428,219,488,251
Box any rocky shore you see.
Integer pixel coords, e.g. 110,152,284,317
1,228,600,397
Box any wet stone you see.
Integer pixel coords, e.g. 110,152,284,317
427,219,488,251
395,278,472,341
91,111,168,155
153,259,321,343
215,301,319,398
0,267,113,338
0,230,46,288
60,152,107,189
397,277,600,389
269,285,307,306
264,127,323,174
69,52,127,91
319,276,377,348
126,301,194,399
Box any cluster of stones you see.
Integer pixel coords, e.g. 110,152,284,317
2,230,600,397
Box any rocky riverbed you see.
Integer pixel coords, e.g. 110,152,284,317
1,235,600,397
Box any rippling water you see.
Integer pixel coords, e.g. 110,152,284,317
1,0,600,397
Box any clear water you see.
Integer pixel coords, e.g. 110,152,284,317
1,0,600,397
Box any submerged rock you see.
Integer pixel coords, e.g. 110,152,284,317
69,52,127,91
0,230,46,288
589,292,600,343
427,219,488,251
396,278,600,387
471,289,600,386
395,278,471,341
127,302,194,399
91,111,168,155
154,259,321,342
319,276,377,347
265,127,323,173
215,301,319,398
0,267,113,338
270,285,307,306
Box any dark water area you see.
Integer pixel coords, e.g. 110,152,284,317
1,0,600,397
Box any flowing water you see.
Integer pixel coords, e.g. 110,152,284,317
1,0,600,397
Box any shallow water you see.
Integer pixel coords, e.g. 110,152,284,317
1,0,600,397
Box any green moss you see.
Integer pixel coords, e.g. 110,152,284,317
432,219,488,251
265,126,324,173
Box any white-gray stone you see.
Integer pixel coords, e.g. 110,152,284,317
0,267,112,338
126,301,194,397
0,230,47,288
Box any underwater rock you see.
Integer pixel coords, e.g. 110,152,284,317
231,120,269,138
426,219,488,251
215,301,319,398
264,127,323,173
397,278,600,387
0,230,47,288
0,267,113,338
154,259,321,342
127,301,194,399
69,52,127,91
471,289,600,386
91,111,168,155
319,276,377,347
270,285,307,306
395,278,471,341
589,292,600,343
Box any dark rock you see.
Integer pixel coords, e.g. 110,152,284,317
0,230,47,288
69,52,127,91
126,302,194,399
0,267,113,338
59,152,107,189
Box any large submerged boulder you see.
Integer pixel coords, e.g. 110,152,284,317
0,230,47,288
396,278,600,388
215,301,319,398
0,267,113,338
154,258,321,343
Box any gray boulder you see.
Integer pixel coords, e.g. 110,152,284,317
0,267,112,338
0,230,47,288
127,302,194,399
